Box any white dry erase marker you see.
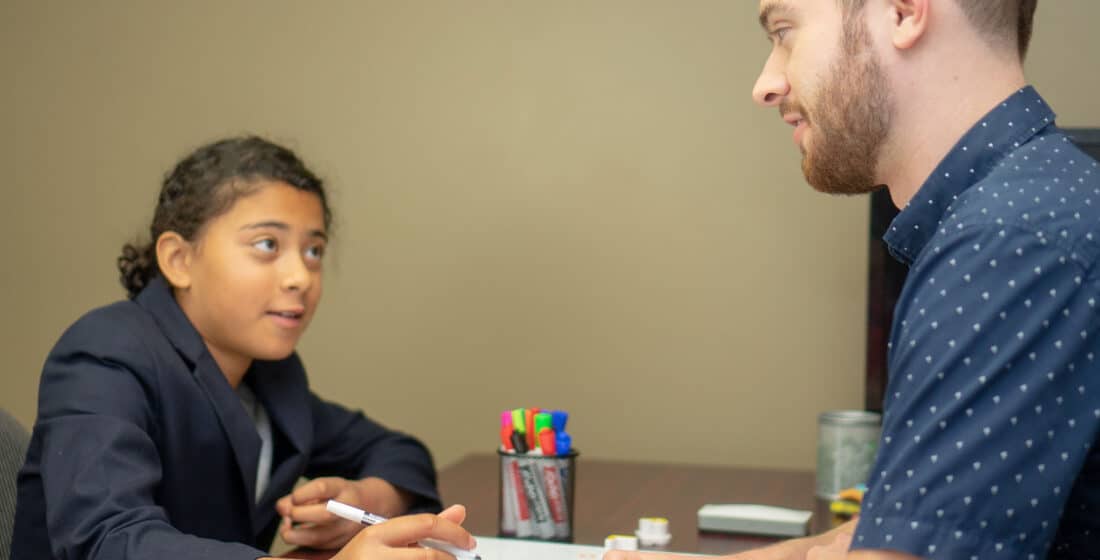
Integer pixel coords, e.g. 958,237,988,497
326,499,482,560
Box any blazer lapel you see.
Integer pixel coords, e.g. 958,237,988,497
250,357,312,531
135,276,262,521
192,352,262,510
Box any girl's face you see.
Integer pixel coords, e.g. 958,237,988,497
176,180,327,377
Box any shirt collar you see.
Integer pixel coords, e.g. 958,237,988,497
883,86,1056,264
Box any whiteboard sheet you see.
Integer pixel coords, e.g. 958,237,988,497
473,537,605,560
472,537,713,560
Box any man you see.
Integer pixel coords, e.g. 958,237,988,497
608,0,1100,558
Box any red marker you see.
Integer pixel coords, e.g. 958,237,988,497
538,427,557,455
500,411,514,451
525,409,537,450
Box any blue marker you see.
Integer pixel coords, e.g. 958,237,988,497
555,431,572,455
553,430,574,530
551,410,569,433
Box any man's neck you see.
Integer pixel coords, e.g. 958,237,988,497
878,56,1027,209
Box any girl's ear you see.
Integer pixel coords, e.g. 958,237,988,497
156,231,194,290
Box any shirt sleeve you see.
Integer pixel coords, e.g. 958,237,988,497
32,319,266,560
852,223,1100,558
305,394,442,514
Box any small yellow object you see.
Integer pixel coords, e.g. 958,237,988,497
829,485,867,522
829,500,861,515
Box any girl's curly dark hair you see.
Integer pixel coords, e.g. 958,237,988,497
118,136,331,298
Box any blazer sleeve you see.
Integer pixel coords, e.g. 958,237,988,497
33,318,266,560
305,394,442,513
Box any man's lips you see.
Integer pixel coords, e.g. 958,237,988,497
782,112,805,127
783,113,808,146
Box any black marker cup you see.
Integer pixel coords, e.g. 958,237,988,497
497,449,578,542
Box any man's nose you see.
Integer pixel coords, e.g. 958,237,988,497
752,51,789,107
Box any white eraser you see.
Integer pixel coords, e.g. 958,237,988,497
635,517,671,547
604,535,639,550
697,504,811,538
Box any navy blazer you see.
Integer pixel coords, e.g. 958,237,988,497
13,277,441,559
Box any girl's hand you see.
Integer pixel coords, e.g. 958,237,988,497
277,476,413,549
329,505,475,560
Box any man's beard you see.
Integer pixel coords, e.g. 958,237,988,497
790,17,893,195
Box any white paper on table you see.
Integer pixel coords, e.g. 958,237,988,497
473,536,714,560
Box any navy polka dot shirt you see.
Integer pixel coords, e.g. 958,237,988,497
851,87,1100,559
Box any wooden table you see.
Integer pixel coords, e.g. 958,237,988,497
289,454,832,558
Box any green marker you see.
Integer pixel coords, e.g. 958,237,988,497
512,409,526,435
534,412,553,450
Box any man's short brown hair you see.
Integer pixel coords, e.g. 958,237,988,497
839,0,1039,60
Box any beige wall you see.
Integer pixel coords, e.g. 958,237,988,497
1,1,1098,474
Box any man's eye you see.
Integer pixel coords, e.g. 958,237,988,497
253,239,277,252
772,27,792,45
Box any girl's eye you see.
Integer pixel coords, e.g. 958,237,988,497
253,239,277,253
305,245,325,260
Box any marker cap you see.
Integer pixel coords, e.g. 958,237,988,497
512,409,525,434
510,430,528,454
538,427,557,455
327,500,364,524
524,409,536,449
551,410,568,432
555,431,572,455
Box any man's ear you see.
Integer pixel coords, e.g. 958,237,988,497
156,231,194,290
888,0,930,51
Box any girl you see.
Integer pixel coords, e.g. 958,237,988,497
13,136,475,559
